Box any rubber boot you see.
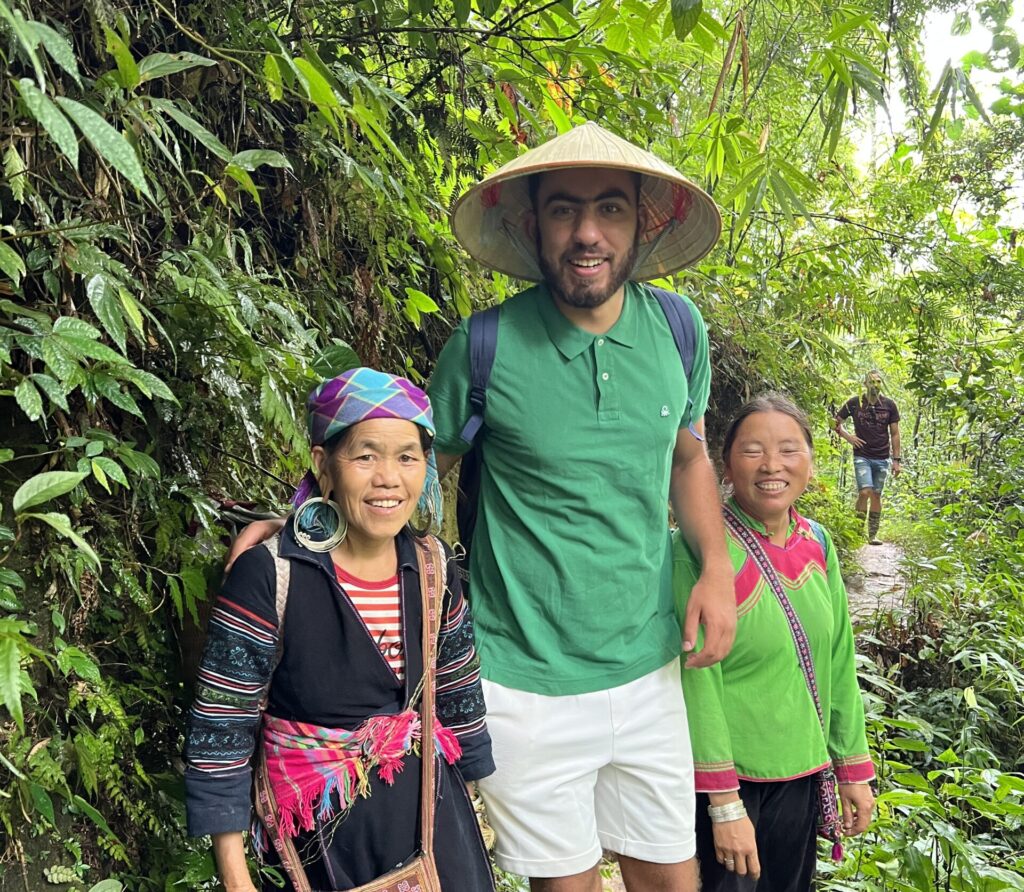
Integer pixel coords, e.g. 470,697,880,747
868,510,882,545
856,509,867,537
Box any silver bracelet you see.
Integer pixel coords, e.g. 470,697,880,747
708,800,748,823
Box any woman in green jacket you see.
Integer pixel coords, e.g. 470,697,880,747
675,394,875,891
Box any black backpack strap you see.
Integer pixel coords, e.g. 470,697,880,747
646,285,702,440
458,305,501,445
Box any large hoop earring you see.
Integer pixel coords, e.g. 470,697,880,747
407,510,435,539
292,496,347,552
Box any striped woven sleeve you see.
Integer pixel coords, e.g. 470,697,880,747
434,545,494,781
183,546,279,836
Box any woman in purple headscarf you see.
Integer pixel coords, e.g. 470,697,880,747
184,368,495,891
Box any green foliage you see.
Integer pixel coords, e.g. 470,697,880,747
0,0,1021,886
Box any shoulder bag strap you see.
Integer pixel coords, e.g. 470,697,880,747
723,508,824,726
412,533,445,859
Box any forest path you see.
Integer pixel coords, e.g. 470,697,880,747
845,540,908,618
602,541,909,891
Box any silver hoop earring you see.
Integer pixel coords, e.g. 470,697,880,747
292,496,347,552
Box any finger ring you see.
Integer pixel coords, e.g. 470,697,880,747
725,859,735,866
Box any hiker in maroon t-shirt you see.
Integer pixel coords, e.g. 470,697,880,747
834,370,902,544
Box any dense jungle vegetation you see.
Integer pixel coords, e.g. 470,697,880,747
1,0,1023,888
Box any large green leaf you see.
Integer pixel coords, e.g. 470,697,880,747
0,2,45,89
137,51,215,83
54,97,153,200
86,274,127,352
150,98,232,161
0,241,26,286
13,471,88,513
311,341,361,378
20,512,100,569
0,633,23,730
104,27,140,89
15,79,79,168
670,0,702,41
229,149,293,171
14,378,43,421
27,20,81,86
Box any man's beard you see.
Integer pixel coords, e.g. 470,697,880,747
538,239,639,309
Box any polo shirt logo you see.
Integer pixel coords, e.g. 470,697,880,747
661,405,670,417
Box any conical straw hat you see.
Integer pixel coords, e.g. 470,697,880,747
450,121,722,282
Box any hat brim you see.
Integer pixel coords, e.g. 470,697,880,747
450,125,722,282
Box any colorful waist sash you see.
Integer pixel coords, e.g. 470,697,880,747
259,710,462,840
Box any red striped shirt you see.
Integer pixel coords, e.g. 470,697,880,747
335,565,404,680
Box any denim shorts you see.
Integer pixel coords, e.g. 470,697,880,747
854,456,890,493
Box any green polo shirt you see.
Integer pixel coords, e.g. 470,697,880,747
429,281,711,695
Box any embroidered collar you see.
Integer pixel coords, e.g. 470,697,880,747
726,497,800,543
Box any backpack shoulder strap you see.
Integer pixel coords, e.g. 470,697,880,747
647,285,698,378
647,285,701,439
260,534,291,704
458,305,501,445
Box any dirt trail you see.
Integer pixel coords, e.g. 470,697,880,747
602,542,908,891
844,540,908,618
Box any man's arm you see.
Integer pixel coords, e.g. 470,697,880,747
834,406,865,449
670,419,736,669
889,421,901,477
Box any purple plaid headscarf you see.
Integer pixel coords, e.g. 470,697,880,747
293,367,441,526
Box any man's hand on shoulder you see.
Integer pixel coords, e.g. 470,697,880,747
225,517,286,572
682,563,736,669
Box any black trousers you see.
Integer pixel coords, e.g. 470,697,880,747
695,777,818,892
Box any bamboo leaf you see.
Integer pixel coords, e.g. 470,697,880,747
294,58,343,136
55,97,153,200
137,51,215,83
15,79,79,167
150,98,232,161
224,164,262,207
13,471,88,513
670,0,702,41
826,13,871,42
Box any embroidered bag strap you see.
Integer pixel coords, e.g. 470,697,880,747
412,533,445,860
723,507,844,856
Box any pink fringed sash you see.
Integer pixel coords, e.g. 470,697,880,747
261,710,462,839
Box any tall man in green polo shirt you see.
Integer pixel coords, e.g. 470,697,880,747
228,123,736,891
435,123,737,891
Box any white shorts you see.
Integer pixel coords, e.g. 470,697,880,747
478,659,695,878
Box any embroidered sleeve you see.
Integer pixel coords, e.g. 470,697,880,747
183,546,279,836
673,534,740,792
822,527,875,783
435,545,494,781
